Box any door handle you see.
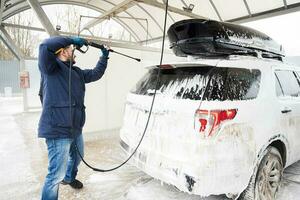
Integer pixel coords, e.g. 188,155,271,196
281,109,292,114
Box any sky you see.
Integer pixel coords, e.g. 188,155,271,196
243,11,300,56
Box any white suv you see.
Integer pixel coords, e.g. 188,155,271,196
120,20,299,199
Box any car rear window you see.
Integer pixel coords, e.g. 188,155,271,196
131,66,261,101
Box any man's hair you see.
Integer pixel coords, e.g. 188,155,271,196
55,45,71,55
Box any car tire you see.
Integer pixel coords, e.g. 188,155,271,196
238,146,283,200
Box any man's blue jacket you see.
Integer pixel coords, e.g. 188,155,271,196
38,36,108,139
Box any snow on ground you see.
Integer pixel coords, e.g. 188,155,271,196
120,177,226,200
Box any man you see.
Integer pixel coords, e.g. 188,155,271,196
38,36,109,200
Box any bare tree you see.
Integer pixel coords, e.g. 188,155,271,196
0,12,38,60
54,5,80,33
0,41,14,60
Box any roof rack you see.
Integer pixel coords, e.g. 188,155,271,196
227,50,283,61
167,19,285,61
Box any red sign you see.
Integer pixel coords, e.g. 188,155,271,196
19,71,30,89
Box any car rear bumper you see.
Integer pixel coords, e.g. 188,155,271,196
120,132,256,197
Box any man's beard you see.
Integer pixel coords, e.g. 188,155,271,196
67,55,76,64
67,59,76,64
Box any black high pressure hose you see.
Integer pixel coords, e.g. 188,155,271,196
68,0,169,172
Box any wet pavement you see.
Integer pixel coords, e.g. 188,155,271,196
0,97,300,200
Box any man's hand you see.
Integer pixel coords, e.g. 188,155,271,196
70,37,88,48
101,47,110,58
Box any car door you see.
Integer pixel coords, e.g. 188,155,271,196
275,69,300,163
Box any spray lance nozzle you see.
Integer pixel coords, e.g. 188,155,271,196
75,40,141,62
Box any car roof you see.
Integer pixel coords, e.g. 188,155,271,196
152,55,298,71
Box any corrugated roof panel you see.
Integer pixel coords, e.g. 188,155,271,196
121,6,157,39
137,3,167,34
115,11,129,18
87,0,114,11
287,0,300,4
117,17,148,41
167,0,186,9
3,0,300,44
110,12,142,41
105,0,124,4
91,18,139,41
125,6,161,36
212,0,249,21
246,0,284,14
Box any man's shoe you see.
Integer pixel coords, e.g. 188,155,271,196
61,179,83,189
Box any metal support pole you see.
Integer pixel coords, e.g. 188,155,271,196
0,0,4,25
19,59,28,112
26,0,58,36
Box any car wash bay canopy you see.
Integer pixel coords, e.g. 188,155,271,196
1,0,300,43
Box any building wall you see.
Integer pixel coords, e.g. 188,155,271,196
0,60,21,96
25,60,42,108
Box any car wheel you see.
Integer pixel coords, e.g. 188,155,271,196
238,146,283,200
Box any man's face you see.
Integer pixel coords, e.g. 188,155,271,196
60,45,76,62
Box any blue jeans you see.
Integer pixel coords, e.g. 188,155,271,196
41,134,84,200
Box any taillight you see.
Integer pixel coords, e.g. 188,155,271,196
159,64,173,69
194,109,237,137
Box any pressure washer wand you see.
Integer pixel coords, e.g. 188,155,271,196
88,41,141,62
109,49,141,62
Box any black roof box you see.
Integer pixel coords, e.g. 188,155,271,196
167,19,285,57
